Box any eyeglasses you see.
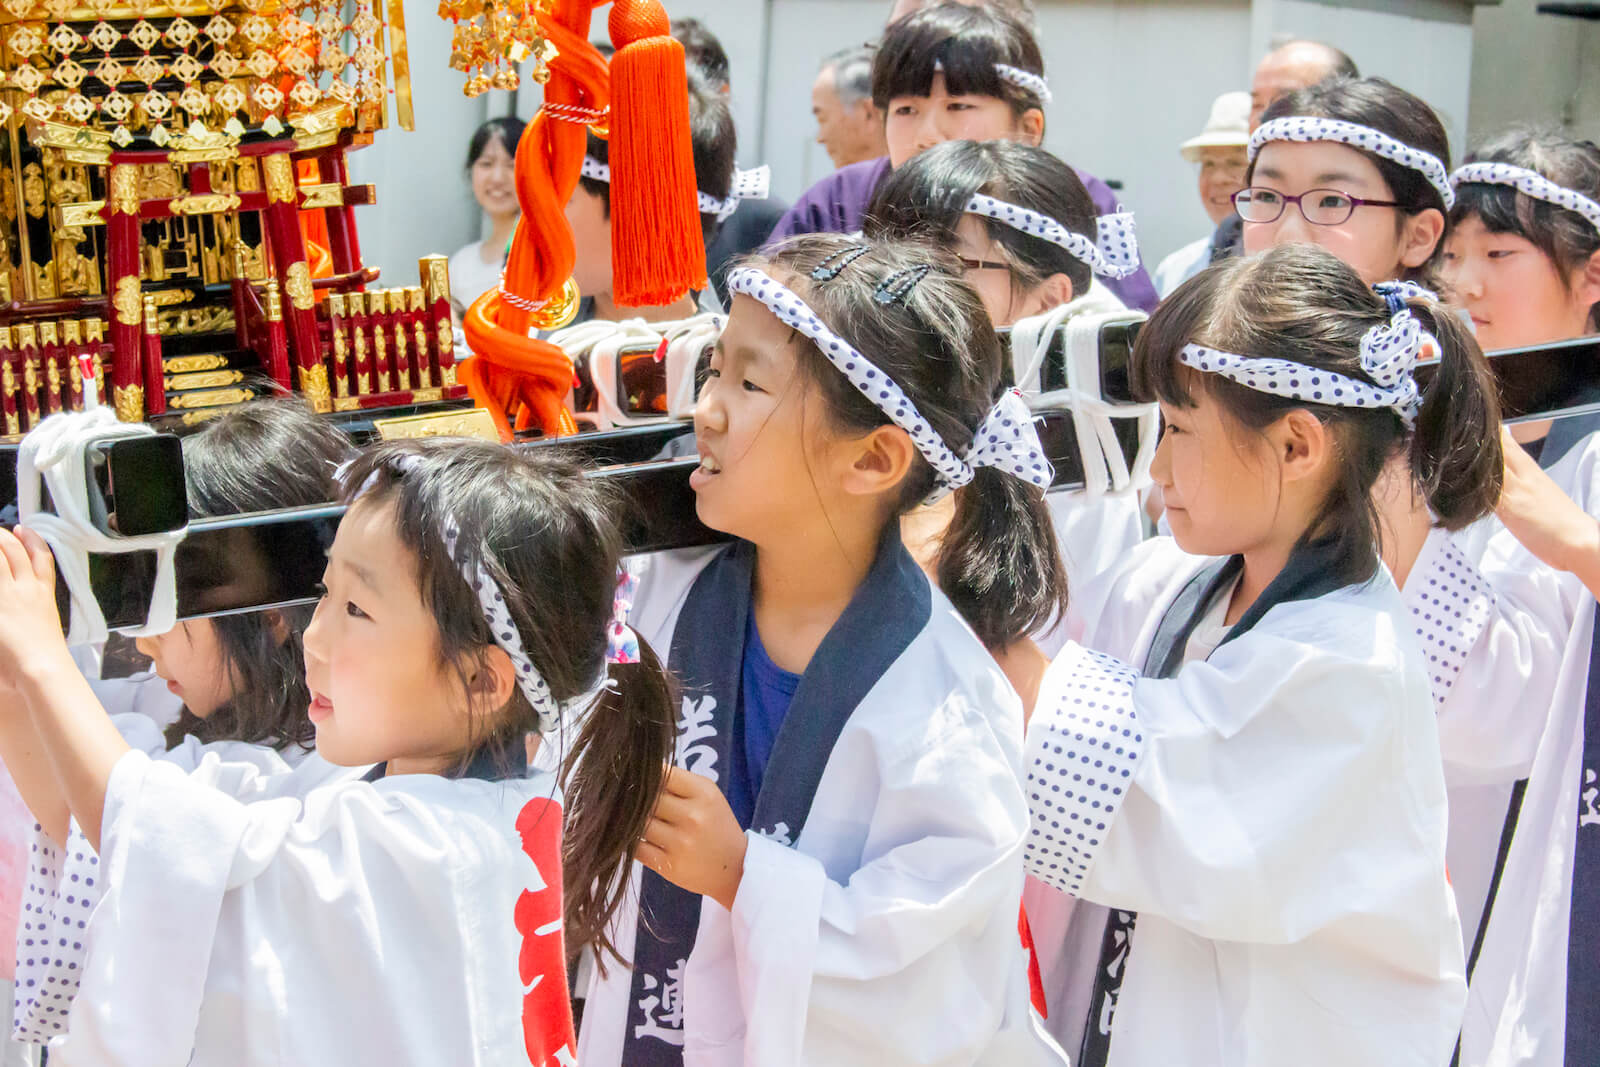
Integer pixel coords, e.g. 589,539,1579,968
1232,187,1406,226
957,256,1010,272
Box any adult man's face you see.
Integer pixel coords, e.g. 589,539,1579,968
1250,45,1337,130
812,67,883,169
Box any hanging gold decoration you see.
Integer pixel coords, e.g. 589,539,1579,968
439,0,556,97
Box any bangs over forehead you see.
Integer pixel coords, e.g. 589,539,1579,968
871,4,1043,109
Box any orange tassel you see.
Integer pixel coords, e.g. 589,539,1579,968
607,0,706,307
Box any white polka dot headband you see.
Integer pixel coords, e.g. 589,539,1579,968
1451,162,1600,234
932,59,1051,105
346,454,638,737
1176,281,1432,425
995,64,1051,104
1249,116,1455,209
965,194,1141,279
725,266,1053,495
702,165,771,222
581,156,769,222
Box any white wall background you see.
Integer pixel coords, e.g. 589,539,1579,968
347,0,1592,289
1468,0,1600,147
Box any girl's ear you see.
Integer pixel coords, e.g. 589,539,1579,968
1023,273,1075,317
841,424,918,499
1273,408,1332,483
1016,108,1045,148
263,609,292,648
466,646,519,716
1574,246,1600,316
1398,208,1447,270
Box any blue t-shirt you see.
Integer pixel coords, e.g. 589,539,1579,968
727,612,802,829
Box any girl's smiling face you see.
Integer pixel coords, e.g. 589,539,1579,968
1442,214,1600,351
1242,140,1444,286
302,495,482,773
884,72,1042,169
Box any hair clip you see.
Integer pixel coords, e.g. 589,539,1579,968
873,264,934,306
810,244,872,282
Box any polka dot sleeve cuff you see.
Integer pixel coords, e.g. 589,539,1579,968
13,820,100,1043
1024,644,1146,896
1402,531,1496,709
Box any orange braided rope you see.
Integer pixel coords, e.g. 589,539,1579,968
462,0,703,440
461,0,603,440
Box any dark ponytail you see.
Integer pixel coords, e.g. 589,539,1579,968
334,439,675,966
561,639,675,967
749,234,1068,648
1135,243,1500,586
939,468,1068,647
1406,296,1503,529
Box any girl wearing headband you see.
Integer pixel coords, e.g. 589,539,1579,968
867,134,1153,1058
1023,243,1500,1066
1242,76,1453,287
768,3,1159,311
5,401,367,1045
576,235,1069,1066
1445,128,1600,372
1428,129,1600,1065
0,440,676,1064
866,141,1144,621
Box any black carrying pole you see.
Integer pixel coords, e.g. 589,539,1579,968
24,333,1600,630
61,403,1133,629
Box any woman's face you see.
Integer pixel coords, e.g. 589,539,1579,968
471,134,519,222
884,72,1042,169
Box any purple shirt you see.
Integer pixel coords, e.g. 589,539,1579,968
768,155,1160,312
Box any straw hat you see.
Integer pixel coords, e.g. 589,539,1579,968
1180,91,1251,163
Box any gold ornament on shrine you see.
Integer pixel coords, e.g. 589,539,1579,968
439,0,558,96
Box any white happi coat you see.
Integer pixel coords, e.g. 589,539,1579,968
19,747,573,1066
578,544,1067,1067
1446,433,1600,1066
1024,537,1466,1067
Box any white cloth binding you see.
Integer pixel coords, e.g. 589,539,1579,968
965,193,1141,280
1451,162,1600,234
1010,304,1159,498
725,266,1054,496
1249,116,1456,209
16,410,188,646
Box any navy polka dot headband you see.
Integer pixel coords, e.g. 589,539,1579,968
965,194,1141,280
726,266,1054,495
1249,116,1455,209
1451,162,1600,235
1177,281,1433,425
